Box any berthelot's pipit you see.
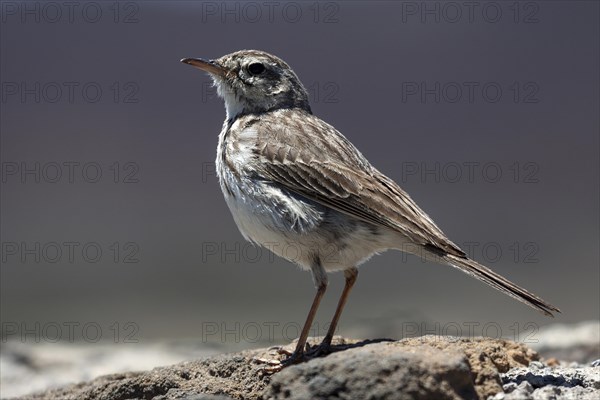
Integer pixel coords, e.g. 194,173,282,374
181,50,559,369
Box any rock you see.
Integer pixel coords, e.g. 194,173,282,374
503,365,600,389
11,335,599,400
15,351,270,400
0,340,223,398
489,363,600,400
395,335,539,399
531,321,600,364
264,339,478,400
154,393,235,400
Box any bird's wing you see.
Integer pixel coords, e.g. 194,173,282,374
242,110,561,317
246,110,466,258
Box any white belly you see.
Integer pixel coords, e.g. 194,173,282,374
220,176,395,272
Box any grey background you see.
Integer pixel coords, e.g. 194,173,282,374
1,1,598,346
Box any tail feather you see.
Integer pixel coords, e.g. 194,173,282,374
443,254,561,317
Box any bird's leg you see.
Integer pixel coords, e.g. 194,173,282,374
308,267,358,357
260,263,328,372
287,281,327,360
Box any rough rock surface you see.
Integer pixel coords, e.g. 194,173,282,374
264,338,478,400
10,336,597,400
13,351,268,400
396,336,540,399
530,321,600,364
489,360,600,400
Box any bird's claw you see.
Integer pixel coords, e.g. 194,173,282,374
253,351,307,374
267,345,294,356
306,342,333,358
254,340,336,374
252,356,281,366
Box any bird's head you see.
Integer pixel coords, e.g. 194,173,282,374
181,50,311,120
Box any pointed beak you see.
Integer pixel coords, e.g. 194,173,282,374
180,58,227,77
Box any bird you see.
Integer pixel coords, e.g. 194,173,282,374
181,49,560,369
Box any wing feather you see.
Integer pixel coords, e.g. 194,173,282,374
242,110,466,258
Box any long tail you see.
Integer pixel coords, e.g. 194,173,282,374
443,254,561,317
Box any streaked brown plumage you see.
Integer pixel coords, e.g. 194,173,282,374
181,50,560,369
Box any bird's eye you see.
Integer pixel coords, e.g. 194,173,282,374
247,62,265,75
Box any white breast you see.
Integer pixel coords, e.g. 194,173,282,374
216,81,245,121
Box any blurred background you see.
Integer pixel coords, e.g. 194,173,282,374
1,0,598,397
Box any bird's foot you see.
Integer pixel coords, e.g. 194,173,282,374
267,345,294,356
306,339,334,358
253,350,307,374
253,338,338,374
